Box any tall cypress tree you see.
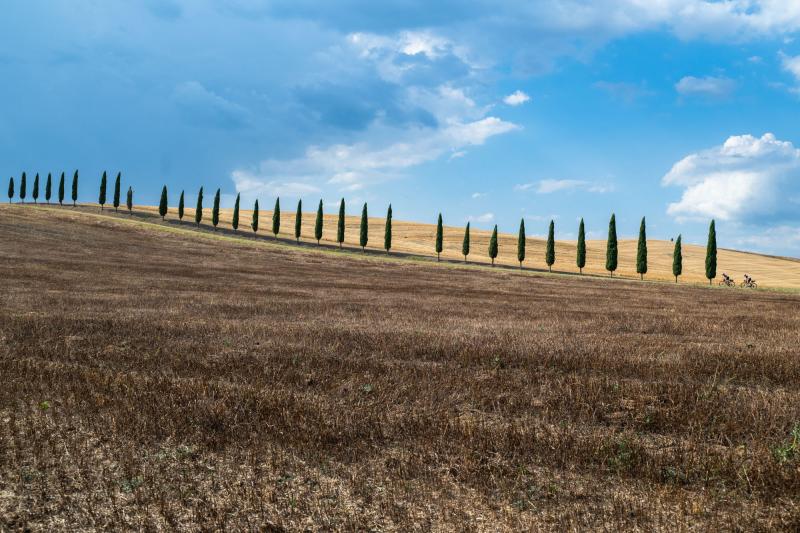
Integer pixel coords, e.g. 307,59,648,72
488,225,499,266
178,191,185,222
113,172,121,211
295,199,302,242
232,193,240,231
7,177,13,203
705,220,717,285
314,199,323,244
32,173,39,203
195,187,204,226
126,186,133,215
272,197,280,237
251,199,259,235
545,220,555,272
517,218,526,268
98,171,107,210
606,213,618,277
71,170,78,206
636,216,648,280
45,173,52,204
577,218,586,274
159,185,168,220
359,203,368,251
435,213,443,261
58,172,65,206
20,172,26,202
337,198,345,248
212,188,221,230
384,204,392,254
672,234,682,283
462,222,470,262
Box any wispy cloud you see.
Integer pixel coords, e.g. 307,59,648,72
468,212,494,223
594,81,653,103
515,179,612,194
503,90,530,106
675,76,736,98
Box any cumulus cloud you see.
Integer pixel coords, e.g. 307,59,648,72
662,133,800,222
675,75,736,98
503,90,530,106
515,179,612,194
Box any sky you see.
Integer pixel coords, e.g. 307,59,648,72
2,1,800,256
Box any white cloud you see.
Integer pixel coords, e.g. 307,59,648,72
662,133,800,222
468,213,494,223
781,52,800,81
503,90,530,106
675,75,736,98
516,179,612,194
471,192,485,198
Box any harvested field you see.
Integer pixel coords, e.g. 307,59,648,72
1,204,800,531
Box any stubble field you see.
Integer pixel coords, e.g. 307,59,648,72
1,204,800,531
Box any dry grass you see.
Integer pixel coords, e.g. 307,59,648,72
2,204,800,531
134,204,800,289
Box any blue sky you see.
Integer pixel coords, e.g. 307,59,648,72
2,1,800,255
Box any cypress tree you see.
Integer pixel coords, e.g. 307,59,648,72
7,177,13,203
159,185,168,220
212,188,220,230
384,204,392,254
32,173,39,203
251,199,260,235
337,198,345,248
577,218,586,274
545,220,555,272
636,216,648,280
435,213,443,261
314,199,323,244
45,173,52,204
272,197,280,237
20,172,26,202
517,218,526,268
113,172,121,212
488,225,499,266
672,234,682,283
71,170,78,206
195,187,204,226
462,222,470,262
58,172,65,206
705,220,717,285
295,199,302,242
359,202,368,251
232,193,240,231
98,171,107,210
126,186,133,215
606,213,618,277
178,191,185,222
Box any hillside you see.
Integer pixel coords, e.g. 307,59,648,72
131,204,800,289
1,205,800,530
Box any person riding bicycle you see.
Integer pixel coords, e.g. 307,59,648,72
722,272,732,283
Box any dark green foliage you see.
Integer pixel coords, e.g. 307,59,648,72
384,204,392,253
546,220,555,272
32,173,39,203
673,234,682,283
315,199,323,244
517,218,526,267
58,172,65,206
195,187,204,226
577,218,586,274
7,177,13,203
71,170,78,206
435,213,443,261
113,172,121,211
232,193,240,231
126,186,133,214
606,213,618,277
488,225,498,266
178,191,185,222
159,186,168,220
359,203,368,251
251,199,259,234
295,199,302,242
337,198,345,248
272,197,280,237
636,216,648,280
705,220,717,284
45,173,52,204
212,189,221,229
20,172,26,201
99,171,107,210
462,222,470,262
